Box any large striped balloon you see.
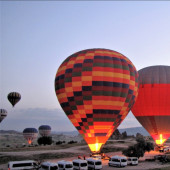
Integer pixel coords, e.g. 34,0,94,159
55,49,138,153
132,65,170,146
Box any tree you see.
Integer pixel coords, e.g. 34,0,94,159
111,129,121,140
122,138,154,158
37,136,52,145
122,131,127,139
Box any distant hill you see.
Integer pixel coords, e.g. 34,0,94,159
118,127,150,136
52,126,150,137
0,127,150,137
52,130,78,136
0,130,21,134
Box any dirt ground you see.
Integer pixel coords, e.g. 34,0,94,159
1,145,170,170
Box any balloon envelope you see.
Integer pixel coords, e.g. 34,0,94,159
0,109,8,123
39,125,51,137
7,92,21,107
23,128,38,144
55,49,138,152
132,65,170,145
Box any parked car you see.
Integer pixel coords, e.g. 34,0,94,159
127,157,138,165
86,158,102,170
72,159,87,170
57,160,73,170
159,146,170,153
108,155,127,167
8,160,38,170
40,161,58,170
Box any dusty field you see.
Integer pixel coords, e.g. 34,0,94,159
1,142,170,170
1,136,170,170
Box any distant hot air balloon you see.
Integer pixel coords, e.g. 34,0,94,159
55,48,138,153
132,65,170,146
0,109,8,123
23,128,38,144
7,92,21,107
39,125,51,137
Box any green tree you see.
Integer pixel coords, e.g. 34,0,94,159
122,138,154,158
37,136,52,145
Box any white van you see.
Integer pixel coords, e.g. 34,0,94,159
159,146,170,153
86,158,102,170
108,155,127,167
40,162,58,170
58,160,73,170
72,159,87,170
8,160,38,170
127,157,138,165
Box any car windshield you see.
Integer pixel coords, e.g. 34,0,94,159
95,161,101,165
66,164,73,168
132,159,137,161
121,159,127,162
81,163,87,167
58,164,64,168
50,166,58,170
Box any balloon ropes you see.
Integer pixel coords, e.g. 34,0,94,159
23,128,38,144
132,65,170,146
39,125,51,137
55,48,138,153
7,92,21,107
0,109,8,123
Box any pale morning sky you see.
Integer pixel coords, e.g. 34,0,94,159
1,1,170,132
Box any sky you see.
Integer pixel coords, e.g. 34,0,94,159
1,1,170,132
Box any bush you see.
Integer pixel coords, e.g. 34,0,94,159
122,138,154,158
56,141,63,145
37,136,52,145
68,140,77,144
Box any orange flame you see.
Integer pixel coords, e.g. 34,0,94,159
155,134,166,145
28,139,32,145
88,143,103,153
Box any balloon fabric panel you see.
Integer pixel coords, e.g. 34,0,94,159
132,65,170,145
55,49,138,152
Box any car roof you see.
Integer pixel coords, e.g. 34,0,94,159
111,155,127,159
73,159,87,163
8,160,35,164
41,162,58,166
58,160,72,164
86,158,101,162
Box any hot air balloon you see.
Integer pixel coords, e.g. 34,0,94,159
132,65,170,146
23,128,38,144
7,92,21,107
39,125,51,137
0,109,8,123
55,48,138,153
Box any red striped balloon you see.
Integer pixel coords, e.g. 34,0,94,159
55,49,138,153
132,65,170,146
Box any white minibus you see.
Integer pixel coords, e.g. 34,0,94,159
86,158,102,170
108,155,127,167
40,161,58,170
72,159,87,170
127,157,138,165
57,160,73,170
8,160,38,170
